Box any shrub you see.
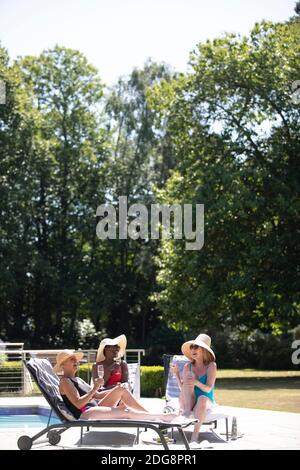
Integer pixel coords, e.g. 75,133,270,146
140,366,164,397
78,363,92,383
212,328,299,370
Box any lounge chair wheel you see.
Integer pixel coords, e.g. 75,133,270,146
48,430,61,446
17,435,32,450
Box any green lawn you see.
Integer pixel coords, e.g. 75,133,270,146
215,370,300,413
216,369,300,379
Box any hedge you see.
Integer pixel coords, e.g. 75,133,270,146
140,366,164,397
78,364,91,383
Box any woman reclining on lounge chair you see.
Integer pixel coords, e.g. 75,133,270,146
53,350,177,422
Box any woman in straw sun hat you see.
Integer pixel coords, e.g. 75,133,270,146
170,333,217,444
92,335,130,391
54,349,179,423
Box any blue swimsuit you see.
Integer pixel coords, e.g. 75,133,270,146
190,364,215,403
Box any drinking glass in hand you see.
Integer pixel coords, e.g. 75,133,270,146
97,364,104,378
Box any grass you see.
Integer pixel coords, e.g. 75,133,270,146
214,370,300,413
216,369,300,379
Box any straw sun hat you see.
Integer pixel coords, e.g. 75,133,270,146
181,333,216,362
53,349,84,374
96,334,127,362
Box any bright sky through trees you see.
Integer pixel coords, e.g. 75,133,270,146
0,0,296,85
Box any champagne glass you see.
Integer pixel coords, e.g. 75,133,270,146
97,364,104,390
114,356,121,365
97,365,104,390
97,364,104,379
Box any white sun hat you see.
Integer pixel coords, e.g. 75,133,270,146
181,333,215,361
96,334,127,362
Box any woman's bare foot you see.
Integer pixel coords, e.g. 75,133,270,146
161,413,179,422
182,409,194,418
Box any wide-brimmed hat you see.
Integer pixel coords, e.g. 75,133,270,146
96,334,127,362
181,334,216,362
53,349,84,374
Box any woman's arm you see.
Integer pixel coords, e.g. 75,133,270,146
172,363,187,390
93,388,111,399
120,361,129,384
60,377,103,409
193,362,217,393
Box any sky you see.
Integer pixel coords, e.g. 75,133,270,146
0,0,296,86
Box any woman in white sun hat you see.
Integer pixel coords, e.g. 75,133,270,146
92,335,129,391
170,333,217,444
54,349,179,423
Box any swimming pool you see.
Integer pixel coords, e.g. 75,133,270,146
0,407,60,428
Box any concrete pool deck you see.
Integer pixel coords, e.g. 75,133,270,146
0,396,300,450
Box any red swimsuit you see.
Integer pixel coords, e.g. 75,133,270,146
106,365,123,387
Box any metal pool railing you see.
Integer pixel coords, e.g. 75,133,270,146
0,342,25,395
0,345,145,397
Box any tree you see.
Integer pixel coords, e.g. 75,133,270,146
0,50,178,348
1,45,109,346
0,43,42,341
150,21,300,334
97,59,177,343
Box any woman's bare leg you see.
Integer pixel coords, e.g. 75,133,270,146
80,406,178,422
117,401,126,410
97,386,126,407
98,386,148,412
118,389,148,412
190,396,209,442
179,385,196,416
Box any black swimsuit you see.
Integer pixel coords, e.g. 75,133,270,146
61,377,98,419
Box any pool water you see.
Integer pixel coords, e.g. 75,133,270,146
0,414,61,428
0,409,60,428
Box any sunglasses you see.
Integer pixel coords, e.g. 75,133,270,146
189,344,200,350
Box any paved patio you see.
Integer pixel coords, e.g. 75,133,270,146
0,396,300,450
